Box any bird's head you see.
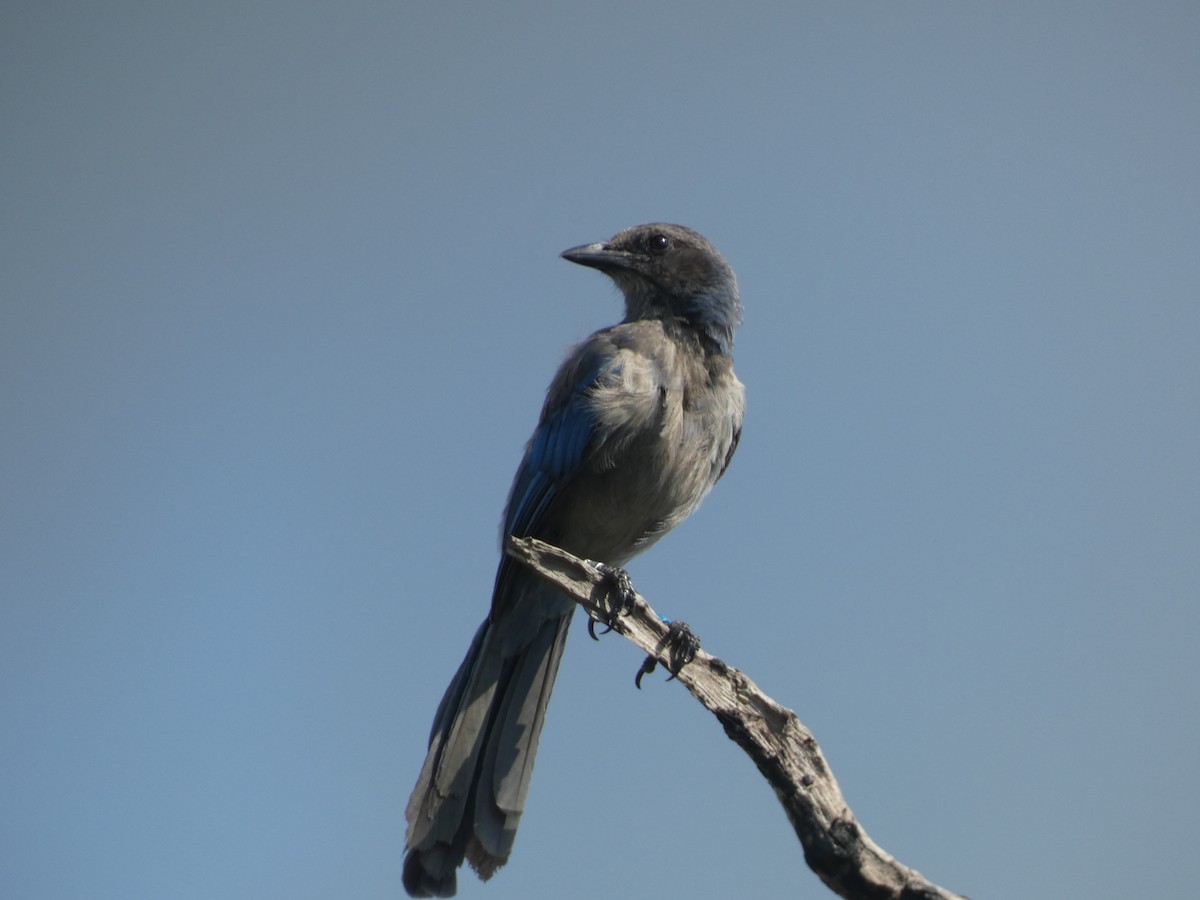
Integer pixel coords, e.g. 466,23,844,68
561,223,742,356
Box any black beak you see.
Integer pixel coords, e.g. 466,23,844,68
560,242,637,272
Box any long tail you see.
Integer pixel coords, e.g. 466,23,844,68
403,596,572,897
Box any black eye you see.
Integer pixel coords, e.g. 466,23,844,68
647,233,670,253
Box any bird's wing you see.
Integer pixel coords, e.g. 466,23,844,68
492,328,668,624
504,340,614,540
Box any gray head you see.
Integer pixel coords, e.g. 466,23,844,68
561,223,742,356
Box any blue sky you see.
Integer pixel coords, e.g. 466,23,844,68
3,3,1198,898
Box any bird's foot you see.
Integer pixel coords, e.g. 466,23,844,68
586,563,636,640
635,619,701,689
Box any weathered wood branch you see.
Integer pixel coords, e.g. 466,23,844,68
505,536,969,900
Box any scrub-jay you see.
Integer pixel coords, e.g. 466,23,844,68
403,223,745,897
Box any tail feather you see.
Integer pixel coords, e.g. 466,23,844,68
494,612,571,814
404,603,573,897
470,613,570,867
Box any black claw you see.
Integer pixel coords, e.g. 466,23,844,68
663,620,700,680
635,655,657,689
635,620,701,688
588,563,636,639
587,617,613,641
599,564,635,612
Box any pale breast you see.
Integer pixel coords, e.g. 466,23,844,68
555,322,743,564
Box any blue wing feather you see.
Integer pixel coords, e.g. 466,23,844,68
504,349,609,538
491,347,609,620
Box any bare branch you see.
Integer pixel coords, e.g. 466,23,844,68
505,536,969,900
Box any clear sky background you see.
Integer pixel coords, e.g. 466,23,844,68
3,3,1198,898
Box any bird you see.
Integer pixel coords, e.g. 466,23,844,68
402,223,745,897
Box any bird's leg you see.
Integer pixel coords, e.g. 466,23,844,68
586,562,636,640
635,619,700,689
